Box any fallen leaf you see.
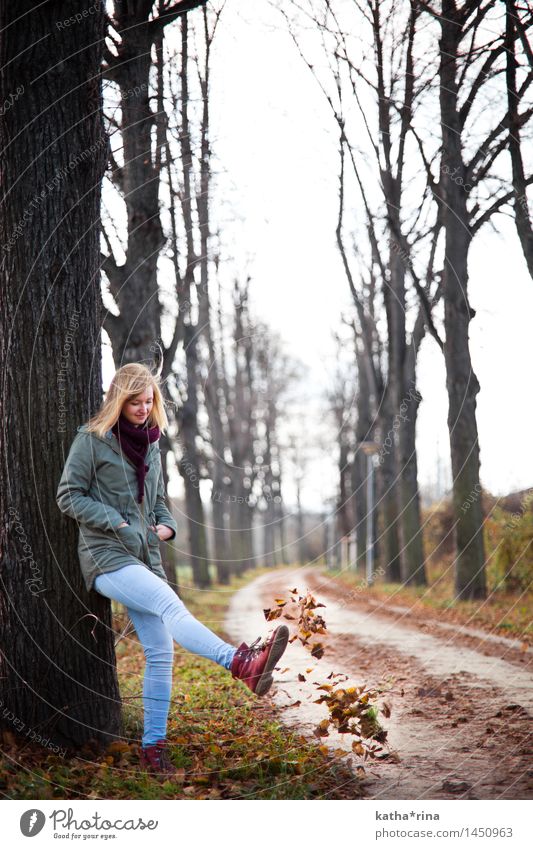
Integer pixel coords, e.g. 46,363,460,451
263,607,283,621
311,642,325,659
313,719,330,738
106,741,130,754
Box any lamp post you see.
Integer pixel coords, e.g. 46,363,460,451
359,441,380,585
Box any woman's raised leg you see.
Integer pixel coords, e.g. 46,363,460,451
94,563,289,703
94,564,237,669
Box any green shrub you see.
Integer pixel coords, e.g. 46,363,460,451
492,500,533,593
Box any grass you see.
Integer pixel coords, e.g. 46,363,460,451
323,553,532,641
0,566,365,800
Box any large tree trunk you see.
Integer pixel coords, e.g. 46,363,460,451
400,307,434,587
296,479,306,565
376,409,402,582
396,374,426,585
196,12,231,584
439,2,486,599
103,12,163,365
159,433,179,592
102,3,208,365
0,1,122,749
387,233,426,586
224,282,257,573
234,498,256,573
261,416,276,568
178,324,211,588
371,0,425,586
353,339,372,572
177,15,211,588
275,461,289,565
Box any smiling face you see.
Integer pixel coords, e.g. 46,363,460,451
121,387,154,427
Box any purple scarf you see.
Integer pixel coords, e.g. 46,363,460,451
111,413,161,503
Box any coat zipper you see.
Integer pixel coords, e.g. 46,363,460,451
85,428,157,568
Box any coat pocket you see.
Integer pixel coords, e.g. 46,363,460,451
116,524,144,560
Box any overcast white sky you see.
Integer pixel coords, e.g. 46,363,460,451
211,1,533,505
103,0,533,511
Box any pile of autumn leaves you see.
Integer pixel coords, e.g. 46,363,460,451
264,589,391,763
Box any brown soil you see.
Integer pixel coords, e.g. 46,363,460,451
226,567,533,800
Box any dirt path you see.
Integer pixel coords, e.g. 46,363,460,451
225,567,533,800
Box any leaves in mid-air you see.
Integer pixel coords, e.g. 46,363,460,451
265,585,392,761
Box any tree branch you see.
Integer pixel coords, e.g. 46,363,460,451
470,175,533,234
150,0,207,37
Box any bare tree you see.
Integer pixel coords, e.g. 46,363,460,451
0,0,121,748
286,430,311,565
283,0,533,598
101,0,205,365
349,322,375,572
254,326,297,567
101,1,209,588
194,4,232,582
327,333,357,558
224,279,257,573
505,0,533,278
280,0,440,584
413,0,533,598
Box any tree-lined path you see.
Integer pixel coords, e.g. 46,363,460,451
227,567,533,800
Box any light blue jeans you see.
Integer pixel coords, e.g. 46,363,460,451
93,563,237,747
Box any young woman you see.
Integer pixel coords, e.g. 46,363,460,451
56,363,288,781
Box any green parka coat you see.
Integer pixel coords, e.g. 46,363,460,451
56,424,177,592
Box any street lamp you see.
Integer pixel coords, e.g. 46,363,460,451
359,441,380,586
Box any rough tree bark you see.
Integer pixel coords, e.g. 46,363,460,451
335,141,402,582
0,0,122,748
371,0,426,585
102,0,206,365
178,324,211,587
351,331,373,573
438,0,486,599
174,14,211,587
102,3,208,588
195,4,231,583
225,281,257,574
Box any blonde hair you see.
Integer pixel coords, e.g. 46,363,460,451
86,363,169,437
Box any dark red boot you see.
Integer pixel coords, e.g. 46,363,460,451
230,625,289,696
139,738,178,782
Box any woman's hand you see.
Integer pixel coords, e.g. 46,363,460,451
151,524,174,541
